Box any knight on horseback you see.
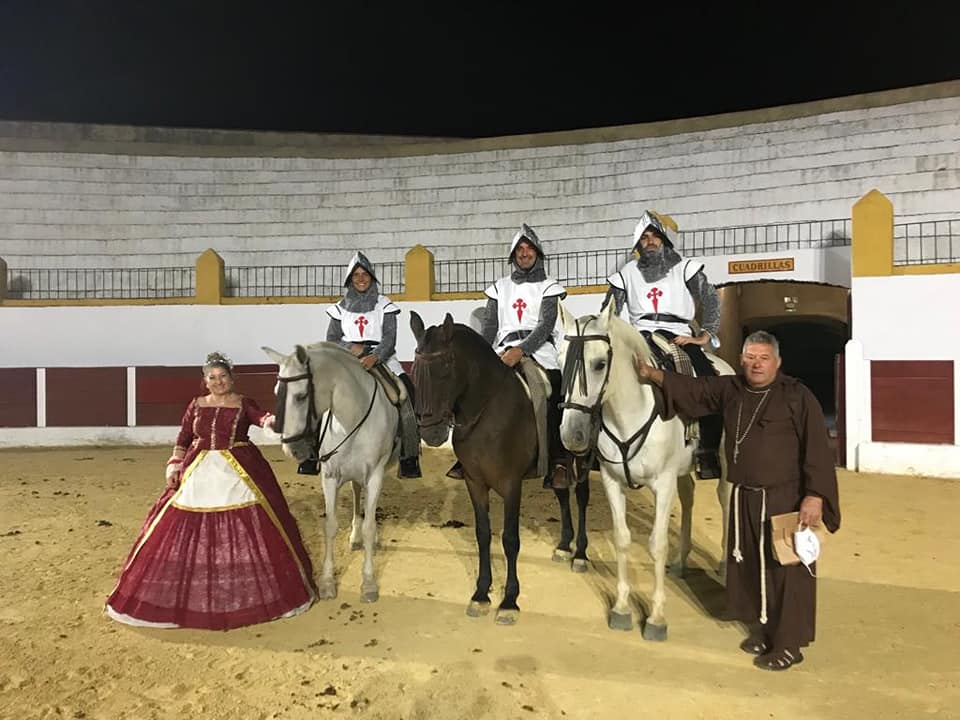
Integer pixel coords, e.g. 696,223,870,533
297,251,422,479
446,224,574,488
602,210,724,480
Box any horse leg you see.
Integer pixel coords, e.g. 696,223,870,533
551,487,574,562
643,474,676,641
318,475,339,600
601,474,633,631
464,478,492,618
571,477,590,573
496,478,522,626
349,480,363,551
670,470,696,578
359,469,383,603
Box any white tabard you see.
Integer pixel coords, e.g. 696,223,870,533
485,277,566,370
607,259,702,336
327,295,404,375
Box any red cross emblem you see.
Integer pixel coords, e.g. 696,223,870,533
512,298,527,322
354,316,368,338
646,287,663,313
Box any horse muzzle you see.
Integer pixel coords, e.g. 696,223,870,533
417,415,451,447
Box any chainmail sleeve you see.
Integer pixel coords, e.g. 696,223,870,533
481,298,499,344
373,312,398,362
601,286,626,315
519,295,558,356
686,270,721,341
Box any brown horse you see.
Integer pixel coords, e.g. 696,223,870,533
410,311,541,625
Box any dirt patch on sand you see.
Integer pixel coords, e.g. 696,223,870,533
1,447,958,719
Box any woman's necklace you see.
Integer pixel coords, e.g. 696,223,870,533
733,387,771,464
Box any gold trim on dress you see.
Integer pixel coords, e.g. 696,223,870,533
220,449,314,592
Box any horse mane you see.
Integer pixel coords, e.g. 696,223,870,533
607,313,655,364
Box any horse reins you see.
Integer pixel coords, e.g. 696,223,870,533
276,357,380,464
559,315,661,490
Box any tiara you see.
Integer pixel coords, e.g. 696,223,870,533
204,351,234,370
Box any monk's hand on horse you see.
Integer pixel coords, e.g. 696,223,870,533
633,352,665,386
349,343,366,357
798,495,823,529
500,347,524,367
673,333,710,347
360,354,379,371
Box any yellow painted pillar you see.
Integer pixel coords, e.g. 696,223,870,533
404,244,435,301
195,249,225,304
851,189,894,277
0,256,7,303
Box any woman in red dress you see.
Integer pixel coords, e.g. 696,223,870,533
106,352,316,630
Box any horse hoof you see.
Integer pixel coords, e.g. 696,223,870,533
495,608,519,626
361,589,379,604
608,610,633,631
571,558,589,573
552,548,572,563
642,622,668,642
466,601,491,617
351,541,363,552
317,581,337,600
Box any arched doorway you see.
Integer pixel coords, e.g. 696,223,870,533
742,316,847,421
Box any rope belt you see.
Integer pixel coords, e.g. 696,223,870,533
732,484,769,625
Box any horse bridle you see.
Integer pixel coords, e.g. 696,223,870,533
558,315,660,489
275,370,316,444
412,346,491,435
559,316,614,420
275,357,379,464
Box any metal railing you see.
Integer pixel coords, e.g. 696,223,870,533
224,262,405,298
675,218,851,257
434,219,853,293
435,248,631,294
894,219,960,266
5,267,195,300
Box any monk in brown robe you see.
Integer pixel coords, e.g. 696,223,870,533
634,330,840,671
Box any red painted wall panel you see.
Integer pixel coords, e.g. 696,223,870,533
136,364,278,425
136,367,204,425
46,367,127,426
0,368,37,427
871,360,954,444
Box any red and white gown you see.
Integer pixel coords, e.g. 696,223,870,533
105,396,316,630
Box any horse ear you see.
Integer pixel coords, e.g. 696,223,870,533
557,301,576,334
599,295,618,328
410,311,426,344
294,344,308,365
441,313,455,342
262,346,285,365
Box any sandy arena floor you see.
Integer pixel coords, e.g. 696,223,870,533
1,445,958,720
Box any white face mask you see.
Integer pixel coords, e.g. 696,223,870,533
793,528,821,571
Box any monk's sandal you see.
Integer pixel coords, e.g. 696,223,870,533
754,648,804,671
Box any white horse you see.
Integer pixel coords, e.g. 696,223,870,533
262,343,399,603
557,301,733,640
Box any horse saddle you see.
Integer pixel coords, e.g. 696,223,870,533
368,364,407,407
516,357,551,481
644,332,698,443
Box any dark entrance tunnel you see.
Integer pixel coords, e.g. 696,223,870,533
743,317,848,423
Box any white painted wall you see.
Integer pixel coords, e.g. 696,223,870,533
846,273,960,478
1,95,958,271
851,274,960,360
0,294,607,369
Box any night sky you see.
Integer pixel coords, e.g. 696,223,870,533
1,1,958,138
